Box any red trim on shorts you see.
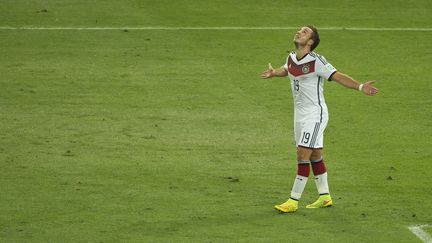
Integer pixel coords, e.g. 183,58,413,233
297,145,323,150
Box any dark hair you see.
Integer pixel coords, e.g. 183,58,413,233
307,25,320,51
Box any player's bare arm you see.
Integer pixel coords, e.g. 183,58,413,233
331,71,379,96
261,63,288,79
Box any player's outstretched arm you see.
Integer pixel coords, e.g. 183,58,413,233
261,63,288,79
331,71,379,96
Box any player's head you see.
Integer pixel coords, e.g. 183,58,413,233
293,25,320,51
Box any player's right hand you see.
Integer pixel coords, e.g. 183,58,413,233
261,63,274,79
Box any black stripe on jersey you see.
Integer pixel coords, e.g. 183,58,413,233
317,55,328,65
309,52,317,58
317,77,323,123
309,123,320,148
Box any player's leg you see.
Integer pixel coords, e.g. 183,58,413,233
292,147,313,199
275,123,315,213
275,146,313,213
293,122,324,204
310,149,330,196
307,137,333,208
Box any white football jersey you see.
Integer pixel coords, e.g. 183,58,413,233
283,51,337,123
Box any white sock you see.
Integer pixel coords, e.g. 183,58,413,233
314,172,329,195
290,175,308,200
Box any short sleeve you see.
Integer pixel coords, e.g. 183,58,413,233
315,55,337,81
283,56,289,71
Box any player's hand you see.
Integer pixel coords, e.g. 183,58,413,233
261,63,274,79
362,80,379,96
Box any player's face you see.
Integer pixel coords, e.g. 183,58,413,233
293,27,313,46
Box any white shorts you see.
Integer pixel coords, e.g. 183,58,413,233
294,120,328,149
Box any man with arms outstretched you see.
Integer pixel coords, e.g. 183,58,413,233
261,25,379,213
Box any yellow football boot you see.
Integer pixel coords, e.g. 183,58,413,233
274,199,298,213
306,194,333,209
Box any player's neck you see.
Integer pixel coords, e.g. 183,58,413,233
295,47,310,60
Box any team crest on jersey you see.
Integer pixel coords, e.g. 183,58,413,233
287,56,315,77
302,64,310,74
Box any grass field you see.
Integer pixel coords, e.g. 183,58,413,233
1,0,432,242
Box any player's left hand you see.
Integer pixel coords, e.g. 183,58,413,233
362,80,379,96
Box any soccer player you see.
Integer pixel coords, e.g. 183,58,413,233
261,25,379,213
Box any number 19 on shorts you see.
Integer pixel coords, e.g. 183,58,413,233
295,122,326,149
301,132,310,143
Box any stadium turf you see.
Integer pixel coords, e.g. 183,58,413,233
1,0,431,242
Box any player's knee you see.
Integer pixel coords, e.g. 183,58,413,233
297,146,313,161
297,154,309,161
310,149,323,161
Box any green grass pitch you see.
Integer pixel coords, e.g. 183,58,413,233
1,0,432,242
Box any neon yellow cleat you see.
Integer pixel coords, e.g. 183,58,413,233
306,194,333,209
274,199,298,213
